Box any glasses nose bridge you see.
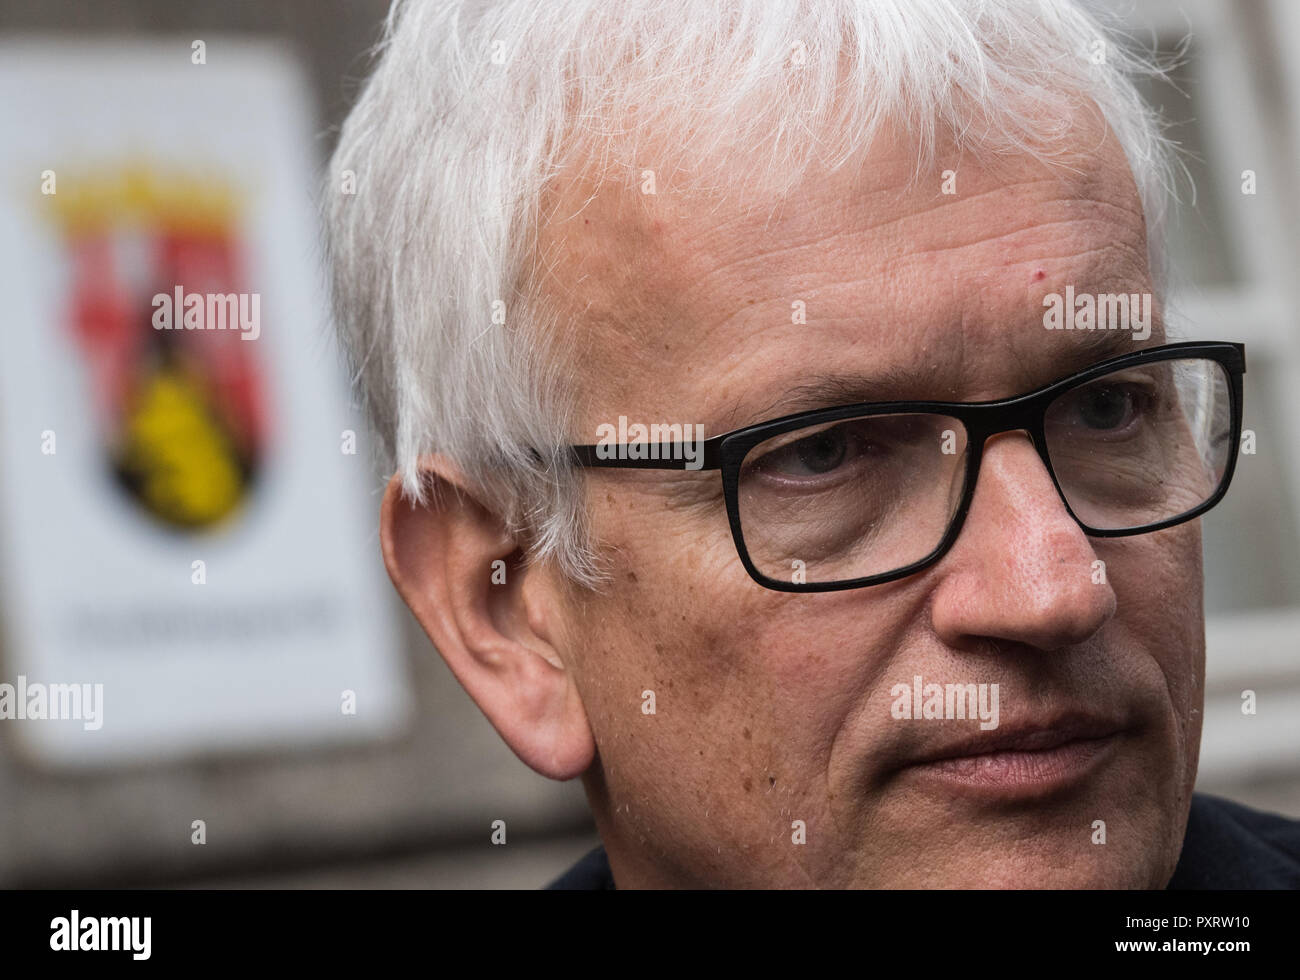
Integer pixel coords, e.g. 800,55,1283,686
964,395,1049,453
950,398,1076,558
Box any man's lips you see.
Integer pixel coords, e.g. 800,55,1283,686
900,715,1127,795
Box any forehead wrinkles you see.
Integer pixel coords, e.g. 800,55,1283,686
529,109,1150,418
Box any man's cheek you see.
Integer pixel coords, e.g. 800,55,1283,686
575,581,747,739
1103,529,1202,627
1136,527,1204,667
584,574,824,796
1103,527,1205,798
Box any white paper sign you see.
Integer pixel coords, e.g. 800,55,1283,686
0,40,411,765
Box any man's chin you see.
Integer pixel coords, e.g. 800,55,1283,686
865,822,1182,888
940,859,1168,889
852,797,1184,887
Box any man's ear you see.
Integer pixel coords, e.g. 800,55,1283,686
379,458,595,780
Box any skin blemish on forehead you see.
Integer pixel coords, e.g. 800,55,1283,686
1033,268,1046,281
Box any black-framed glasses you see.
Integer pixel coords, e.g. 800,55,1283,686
568,341,1246,592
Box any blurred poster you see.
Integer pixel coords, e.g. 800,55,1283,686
0,41,411,765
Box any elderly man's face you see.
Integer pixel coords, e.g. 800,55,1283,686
541,122,1204,888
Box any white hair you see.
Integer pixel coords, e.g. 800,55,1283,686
324,0,1180,587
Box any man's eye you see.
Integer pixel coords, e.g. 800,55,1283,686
753,425,868,479
791,429,849,473
1066,383,1144,432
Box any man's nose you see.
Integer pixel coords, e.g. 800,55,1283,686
928,431,1116,653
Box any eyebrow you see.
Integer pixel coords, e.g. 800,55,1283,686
726,366,924,429
1051,325,1161,372
718,329,1158,431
